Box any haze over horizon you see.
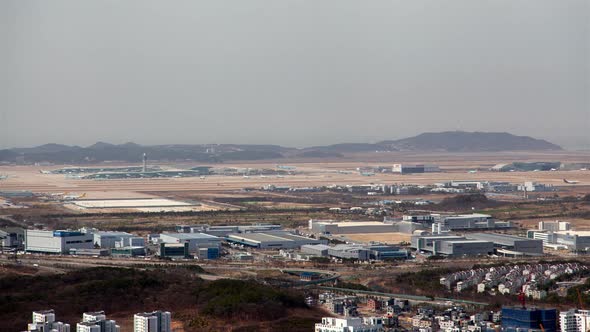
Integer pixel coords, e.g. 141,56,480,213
1,1,588,149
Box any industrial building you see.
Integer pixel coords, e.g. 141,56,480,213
401,213,512,231
111,246,147,257
176,224,282,237
309,219,398,234
328,244,371,260
528,230,590,251
438,214,511,231
197,247,220,260
69,248,109,256
93,231,144,249
0,227,24,248
301,244,331,257
133,311,171,332
539,221,571,232
159,233,221,252
159,243,189,259
411,235,493,257
25,230,94,254
226,231,327,249
392,164,440,174
468,233,544,256
519,181,554,192
366,245,409,260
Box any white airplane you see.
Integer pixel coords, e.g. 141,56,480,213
0,175,7,180
243,175,250,179
468,170,477,174
563,179,580,184
63,193,87,200
581,168,588,171
199,176,206,179
550,168,557,171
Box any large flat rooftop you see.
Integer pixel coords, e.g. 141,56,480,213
160,233,220,240
315,221,394,227
227,231,313,244
73,198,194,209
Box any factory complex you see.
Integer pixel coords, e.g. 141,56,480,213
527,221,590,251
226,231,327,249
411,233,544,257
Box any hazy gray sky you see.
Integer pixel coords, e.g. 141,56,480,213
1,1,588,149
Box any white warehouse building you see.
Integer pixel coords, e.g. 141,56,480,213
25,230,94,254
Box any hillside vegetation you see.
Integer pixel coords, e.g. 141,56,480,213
0,267,318,332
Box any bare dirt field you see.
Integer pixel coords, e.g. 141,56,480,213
344,232,412,244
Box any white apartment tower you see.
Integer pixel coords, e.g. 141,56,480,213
27,310,71,332
77,311,119,332
560,309,590,332
133,311,171,332
561,310,578,332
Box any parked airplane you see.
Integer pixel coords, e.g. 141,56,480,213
63,193,87,200
0,175,7,180
468,170,477,174
563,179,580,184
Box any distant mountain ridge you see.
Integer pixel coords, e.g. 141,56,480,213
0,131,561,163
377,131,562,152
